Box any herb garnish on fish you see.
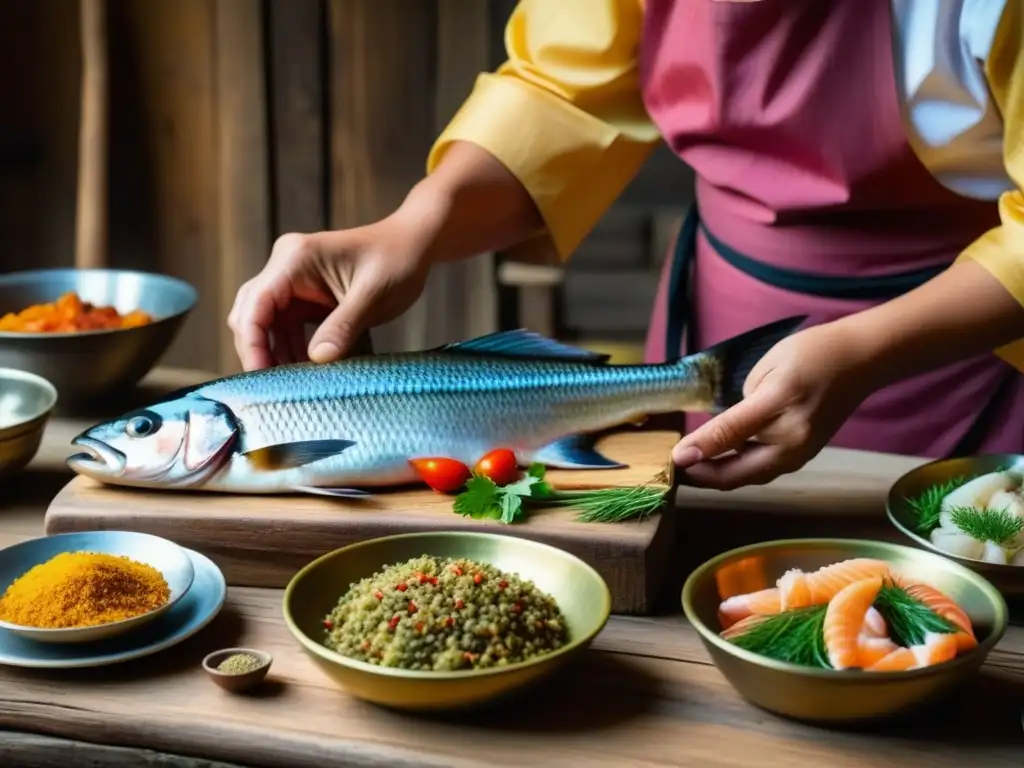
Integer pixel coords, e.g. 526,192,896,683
904,477,969,535
453,463,671,524
947,506,1024,546
872,582,958,647
725,604,832,669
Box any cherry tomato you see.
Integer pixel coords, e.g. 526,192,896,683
474,448,519,486
409,457,471,493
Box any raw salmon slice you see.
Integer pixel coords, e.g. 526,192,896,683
717,587,782,629
823,576,884,670
778,558,890,610
898,581,977,651
857,635,899,667
866,632,960,671
867,647,916,672
910,632,960,668
719,614,769,640
862,606,887,638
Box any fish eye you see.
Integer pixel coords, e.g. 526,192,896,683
125,413,161,438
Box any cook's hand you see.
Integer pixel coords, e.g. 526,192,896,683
671,323,874,490
228,217,430,370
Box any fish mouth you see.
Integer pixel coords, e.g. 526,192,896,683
67,436,127,477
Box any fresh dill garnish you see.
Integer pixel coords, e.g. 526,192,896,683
949,506,1023,545
725,605,832,668
904,476,968,535
872,581,957,647
545,483,670,523
451,463,671,524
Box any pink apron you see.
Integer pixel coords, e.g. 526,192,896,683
640,0,1024,458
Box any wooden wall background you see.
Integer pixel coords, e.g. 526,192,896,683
0,0,694,375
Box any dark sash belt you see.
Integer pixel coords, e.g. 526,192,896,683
663,204,1009,457
664,205,948,363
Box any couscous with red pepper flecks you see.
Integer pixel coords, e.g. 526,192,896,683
322,555,568,671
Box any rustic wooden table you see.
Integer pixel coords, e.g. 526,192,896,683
0,370,1022,767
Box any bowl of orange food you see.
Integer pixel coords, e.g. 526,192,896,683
682,538,1007,725
0,269,197,406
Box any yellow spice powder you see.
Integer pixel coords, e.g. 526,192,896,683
0,551,170,629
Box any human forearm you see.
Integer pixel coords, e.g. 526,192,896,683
836,258,1024,390
391,141,543,265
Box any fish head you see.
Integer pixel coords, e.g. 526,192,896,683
68,395,239,487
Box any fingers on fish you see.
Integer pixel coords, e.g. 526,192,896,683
717,587,782,629
866,632,960,672
823,576,884,670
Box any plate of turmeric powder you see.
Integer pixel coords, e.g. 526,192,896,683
0,531,195,644
0,546,225,669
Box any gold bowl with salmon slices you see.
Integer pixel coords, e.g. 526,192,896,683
682,538,1007,725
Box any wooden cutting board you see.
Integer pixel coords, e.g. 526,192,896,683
44,429,681,615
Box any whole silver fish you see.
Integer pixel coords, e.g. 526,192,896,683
68,317,804,496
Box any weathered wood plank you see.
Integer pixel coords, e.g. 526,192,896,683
0,731,250,768
327,0,436,353
115,0,222,372
214,0,271,373
0,587,1020,768
267,0,328,236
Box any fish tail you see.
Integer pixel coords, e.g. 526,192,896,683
688,316,807,411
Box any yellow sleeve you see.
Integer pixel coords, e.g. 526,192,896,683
426,0,661,262
957,1,1024,369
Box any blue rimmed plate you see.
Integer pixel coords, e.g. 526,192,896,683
0,547,225,668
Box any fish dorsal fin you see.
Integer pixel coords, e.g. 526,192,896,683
441,330,609,363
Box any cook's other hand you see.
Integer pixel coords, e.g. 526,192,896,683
228,221,430,370
670,322,872,490
670,257,1024,490
228,142,543,371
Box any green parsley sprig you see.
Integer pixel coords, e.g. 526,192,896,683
452,463,671,525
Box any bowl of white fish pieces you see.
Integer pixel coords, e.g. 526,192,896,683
887,454,1024,596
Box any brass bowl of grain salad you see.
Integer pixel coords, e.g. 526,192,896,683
282,531,612,711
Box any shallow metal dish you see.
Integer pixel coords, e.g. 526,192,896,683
283,531,612,711
683,538,1007,725
0,269,197,407
887,454,1024,597
0,367,58,483
0,530,195,644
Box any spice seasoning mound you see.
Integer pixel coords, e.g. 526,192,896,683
323,555,569,672
0,551,170,629
216,653,265,675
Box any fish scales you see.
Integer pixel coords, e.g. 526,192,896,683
65,319,806,494
205,356,705,457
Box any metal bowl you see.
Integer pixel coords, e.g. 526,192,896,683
886,454,1024,596
682,538,1007,725
283,531,612,711
0,367,58,483
0,269,197,406
0,530,195,644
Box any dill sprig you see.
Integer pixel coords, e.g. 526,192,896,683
949,506,1023,545
872,581,957,647
904,476,968,535
545,483,670,523
451,463,672,524
725,604,831,669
